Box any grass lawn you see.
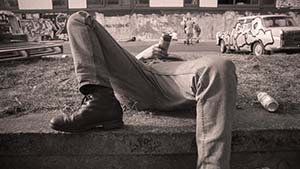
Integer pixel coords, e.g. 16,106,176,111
0,52,299,118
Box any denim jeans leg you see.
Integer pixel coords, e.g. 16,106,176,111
67,11,111,90
194,58,237,169
150,56,237,169
67,11,159,109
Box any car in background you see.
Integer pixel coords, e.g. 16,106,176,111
0,10,28,43
0,10,63,61
216,15,300,56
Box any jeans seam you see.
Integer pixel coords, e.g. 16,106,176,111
85,19,99,87
148,71,195,76
197,70,207,169
200,102,207,169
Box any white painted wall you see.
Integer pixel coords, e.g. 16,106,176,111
199,0,217,7
69,0,87,8
18,0,52,9
150,0,184,7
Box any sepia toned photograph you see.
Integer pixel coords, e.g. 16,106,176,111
0,0,300,169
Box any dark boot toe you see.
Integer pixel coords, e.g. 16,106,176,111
50,114,68,131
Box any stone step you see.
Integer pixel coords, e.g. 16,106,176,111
1,108,300,169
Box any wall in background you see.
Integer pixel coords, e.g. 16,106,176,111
277,0,300,8
5,0,298,41
96,10,300,41
16,10,300,41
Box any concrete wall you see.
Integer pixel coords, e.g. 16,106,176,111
17,13,69,41
19,10,300,41
277,0,300,8
96,11,300,41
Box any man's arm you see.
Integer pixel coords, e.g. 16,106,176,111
135,43,168,60
135,44,185,62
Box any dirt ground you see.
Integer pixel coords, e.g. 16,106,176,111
0,51,299,119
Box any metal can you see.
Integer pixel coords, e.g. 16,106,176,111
158,32,172,52
257,92,279,112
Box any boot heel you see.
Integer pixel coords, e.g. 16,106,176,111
102,120,124,130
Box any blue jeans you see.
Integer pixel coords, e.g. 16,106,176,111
67,11,237,169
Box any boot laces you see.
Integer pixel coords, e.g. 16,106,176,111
81,94,93,105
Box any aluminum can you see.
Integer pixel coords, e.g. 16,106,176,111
257,92,279,112
158,32,172,52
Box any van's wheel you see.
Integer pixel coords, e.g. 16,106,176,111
252,41,265,57
19,50,28,57
220,40,227,53
54,46,62,53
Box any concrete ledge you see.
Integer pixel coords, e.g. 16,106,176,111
1,108,300,169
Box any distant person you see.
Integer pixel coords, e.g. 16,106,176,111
182,20,187,44
171,31,178,41
182,12,189,44
185,17,194,45
50,11,237,169
194,23,201,43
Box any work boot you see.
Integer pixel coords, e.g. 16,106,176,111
50,87,124,132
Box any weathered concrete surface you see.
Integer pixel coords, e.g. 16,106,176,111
1,107,300,169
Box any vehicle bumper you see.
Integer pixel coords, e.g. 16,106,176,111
270,46,300,52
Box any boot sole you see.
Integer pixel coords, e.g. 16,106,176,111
50,120,124,132
98,120,124,130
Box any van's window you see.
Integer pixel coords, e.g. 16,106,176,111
263,17,296,27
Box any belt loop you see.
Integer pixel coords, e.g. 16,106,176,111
86,15,95,29
77,11,94,28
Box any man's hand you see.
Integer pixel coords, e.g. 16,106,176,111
135,44,168,60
